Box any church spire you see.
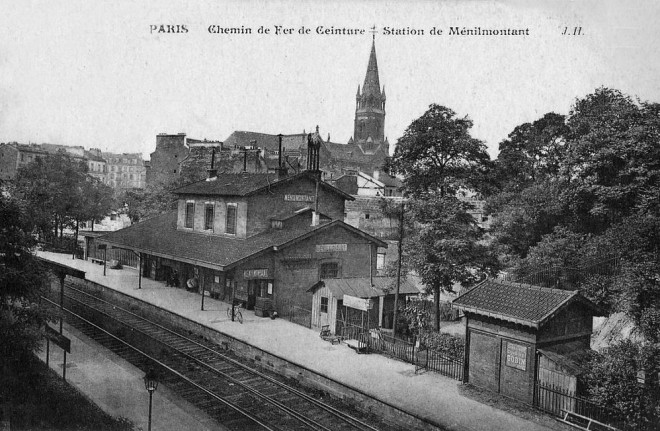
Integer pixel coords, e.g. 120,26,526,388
353,39,386,146
362,39,381,97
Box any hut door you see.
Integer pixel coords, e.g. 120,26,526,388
319,296,330,327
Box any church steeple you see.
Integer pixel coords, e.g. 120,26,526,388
353,39,386,146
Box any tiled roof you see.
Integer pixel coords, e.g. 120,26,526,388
223,131,306,152
174,172,279,196
97,211,385,270
172,171,354,200
312,276,420,299
452,279,602,328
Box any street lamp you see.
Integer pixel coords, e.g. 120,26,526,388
143,368,159,431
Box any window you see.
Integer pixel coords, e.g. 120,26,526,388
204,203,214,230
320,262,339,279
226,203,237,235
365,213,370,219
320,297,328,313
377,252,385,270
185,202,194,228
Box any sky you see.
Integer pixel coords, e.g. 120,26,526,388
1,0,659,159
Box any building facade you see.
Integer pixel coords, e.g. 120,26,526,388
103,152,146,189
98,164,388,320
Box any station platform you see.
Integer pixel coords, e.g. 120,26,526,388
37,322,225,431
38,251,566,431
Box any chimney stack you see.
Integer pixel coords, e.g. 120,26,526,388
206,147,218,180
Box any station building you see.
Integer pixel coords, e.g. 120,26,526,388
97,134,389,324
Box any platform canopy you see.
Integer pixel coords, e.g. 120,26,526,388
309,276,419,300
36,256,86,279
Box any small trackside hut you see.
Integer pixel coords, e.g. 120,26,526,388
452,279,604,405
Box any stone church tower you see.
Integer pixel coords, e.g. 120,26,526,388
352,39,387,154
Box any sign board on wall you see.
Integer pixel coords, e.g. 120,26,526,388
284,194,315,202
505,342,527,371
243,268,269,279
343,294,373,311
316,244,347,253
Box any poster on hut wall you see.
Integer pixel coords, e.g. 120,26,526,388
2,1,657,429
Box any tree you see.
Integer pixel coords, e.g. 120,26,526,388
562,88,660,234
118,178,183,224
388,104,497,331
494,112,567,192
579,340,660,429
406,193,499,330
14,152,115,246
387,104,492,197
0,185,53,366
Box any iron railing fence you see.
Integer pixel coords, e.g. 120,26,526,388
502,255,621,290
534,382,635,431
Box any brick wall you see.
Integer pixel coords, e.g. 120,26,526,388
147,134,188,186
345,196,400,240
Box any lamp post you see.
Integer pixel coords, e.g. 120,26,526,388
143,368,159,431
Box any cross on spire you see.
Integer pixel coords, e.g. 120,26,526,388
369,25,377,41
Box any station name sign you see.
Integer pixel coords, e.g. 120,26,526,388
343,294,373,311
505,342,527,371
45,325,71,353
315,243,347,253
243,268,269,279
284,194,315,202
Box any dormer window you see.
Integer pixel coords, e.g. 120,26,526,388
226,203,237,235
185,201,194,228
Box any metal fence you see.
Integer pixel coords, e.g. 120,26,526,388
87,245,139,268
365,331,416,363
503,255,621,290
346,328,465,381
416,348,464,380
534,383,629,430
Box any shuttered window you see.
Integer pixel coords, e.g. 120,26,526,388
226,203,237,235
185,202,194,228
204,203,214,230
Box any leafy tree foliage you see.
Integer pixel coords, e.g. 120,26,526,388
387,104,492,197
387,104,498,331
405,193,499,330
579,341,660,430
494,112,568,191
118,178,184,223
14,152,115,244
0,186,53,366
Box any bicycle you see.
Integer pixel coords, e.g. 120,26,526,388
226,302,244,324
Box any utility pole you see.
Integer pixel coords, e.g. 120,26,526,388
392,200,404,338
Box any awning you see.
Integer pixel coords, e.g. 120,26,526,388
309,276,420,300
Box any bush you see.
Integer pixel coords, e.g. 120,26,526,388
419,331,464,360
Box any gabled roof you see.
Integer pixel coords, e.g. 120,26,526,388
452,279,605,329
97,211,385,271
172,171,354,201
310,276,419,300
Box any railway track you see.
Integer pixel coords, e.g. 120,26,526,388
45,282,391,431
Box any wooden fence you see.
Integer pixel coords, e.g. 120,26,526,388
285,305,312,329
